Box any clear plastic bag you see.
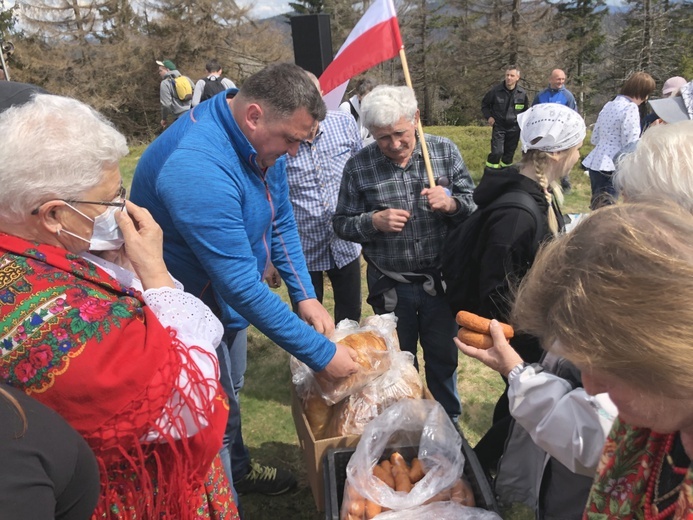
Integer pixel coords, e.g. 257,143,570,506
341,399,465,516
373,502,502,519
327,351,423,438
291,313,400,406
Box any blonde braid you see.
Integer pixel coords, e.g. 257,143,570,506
522,150,559,236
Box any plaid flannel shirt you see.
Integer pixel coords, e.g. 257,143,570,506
333,134,476,273
286,111,362,271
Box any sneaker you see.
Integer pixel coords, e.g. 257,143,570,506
234,461,297,496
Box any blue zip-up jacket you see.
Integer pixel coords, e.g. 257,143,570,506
130,89,336,371
532,86,578,111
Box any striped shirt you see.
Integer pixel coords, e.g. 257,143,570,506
286,110,362,271
333,134,476,273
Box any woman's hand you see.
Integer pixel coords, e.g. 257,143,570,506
93,248,135,272
455,320,524,377
116,201,175,290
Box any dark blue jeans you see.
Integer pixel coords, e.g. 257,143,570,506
216,329,250,510
367,272,462,420
588,168,616,210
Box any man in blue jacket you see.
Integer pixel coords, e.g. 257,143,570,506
532,68,578,192
532,69,577,111
130,63,359,509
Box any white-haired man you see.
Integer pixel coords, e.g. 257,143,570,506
333,85,476,426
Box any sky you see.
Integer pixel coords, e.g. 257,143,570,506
240,0,627,20
4,0,628,26
240,0,289,19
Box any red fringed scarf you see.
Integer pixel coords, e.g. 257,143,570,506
0,233,234,519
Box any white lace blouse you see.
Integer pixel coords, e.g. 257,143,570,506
82,253,223,441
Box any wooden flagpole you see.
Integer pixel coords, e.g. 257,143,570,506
399,48,436,188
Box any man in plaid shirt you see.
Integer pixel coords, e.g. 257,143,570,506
286,74,363,324
333,85,476,423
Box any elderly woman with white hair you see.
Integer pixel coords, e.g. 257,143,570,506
614,120,693,211
0,94,238,519
456,104,618,519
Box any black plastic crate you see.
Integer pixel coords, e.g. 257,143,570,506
323,436,500,519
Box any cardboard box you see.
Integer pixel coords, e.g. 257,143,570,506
291,385,435,512
291,385,360,512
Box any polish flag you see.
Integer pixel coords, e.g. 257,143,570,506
319,0,403,110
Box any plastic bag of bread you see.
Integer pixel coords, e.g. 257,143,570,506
358,313,400,351
372,501,501,519
314,329,392,405
327,351,423,438
340,399,466,517
290,356,333,439
341,454,482,519
293,315,400,406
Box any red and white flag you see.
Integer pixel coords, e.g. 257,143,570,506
319,0,403,110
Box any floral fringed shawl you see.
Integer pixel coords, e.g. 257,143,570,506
584,417,693,520
0,233,238,519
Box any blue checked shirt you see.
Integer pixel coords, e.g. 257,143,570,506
333,134,476,273
286,110,363,271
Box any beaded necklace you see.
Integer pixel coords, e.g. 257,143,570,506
644,433,690,520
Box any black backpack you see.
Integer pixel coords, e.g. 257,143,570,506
200,76,226,102
441,190,544,315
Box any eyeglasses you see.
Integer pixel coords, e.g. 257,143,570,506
31,186,127,215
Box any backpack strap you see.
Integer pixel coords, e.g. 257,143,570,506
485,190,545,251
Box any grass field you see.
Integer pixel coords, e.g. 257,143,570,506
120,126,592,519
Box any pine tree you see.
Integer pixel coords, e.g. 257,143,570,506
555,0,607,114
288,0,325,15
615,0,690,82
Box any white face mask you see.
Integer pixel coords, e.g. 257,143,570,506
60,203,126,251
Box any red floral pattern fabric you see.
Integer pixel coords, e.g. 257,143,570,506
0,233,239,519
584,417,693,519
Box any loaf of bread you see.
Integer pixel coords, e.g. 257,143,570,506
303,391,333,440
315,331,392,405
340,331,388,366
327,353,423,437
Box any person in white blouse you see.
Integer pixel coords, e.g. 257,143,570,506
582,71,655,210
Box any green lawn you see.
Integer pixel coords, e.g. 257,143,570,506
120,126,590,519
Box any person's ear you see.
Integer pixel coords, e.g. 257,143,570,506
246,103,263,131
414,109,420,126
36,200,66,234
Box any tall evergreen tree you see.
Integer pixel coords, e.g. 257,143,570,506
288,0,325,15
615,0,689,82
555,0,607,114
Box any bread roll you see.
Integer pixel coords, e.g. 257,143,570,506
341,331,388,368
328,355,423,437
317,331,391,405
303,392,333,440
456,311,514,338
457,328,495,350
